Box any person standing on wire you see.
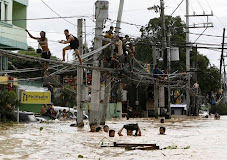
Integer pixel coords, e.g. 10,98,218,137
25,29,51,75
59,29,82,64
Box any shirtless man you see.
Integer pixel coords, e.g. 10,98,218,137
118,124,142,136
59,29,82,64
25,30,50,75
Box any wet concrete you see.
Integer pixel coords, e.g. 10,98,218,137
0,116,227,160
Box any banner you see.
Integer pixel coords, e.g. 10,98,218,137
21,91,51,104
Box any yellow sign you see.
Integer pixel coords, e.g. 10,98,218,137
0,76,18,85
21,91,51,104
146,64,151,73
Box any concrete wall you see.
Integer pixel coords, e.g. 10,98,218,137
20,104,43,113
84,102,122,120
0,0,27,50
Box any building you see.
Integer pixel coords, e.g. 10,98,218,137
0,0,28,72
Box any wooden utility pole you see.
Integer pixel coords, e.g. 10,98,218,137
77,19,84,126
90,1,109,125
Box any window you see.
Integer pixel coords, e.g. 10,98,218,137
4,3,7,22
0,2,2,21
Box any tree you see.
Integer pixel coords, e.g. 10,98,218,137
136,15,221,95
137,15,186,71
52,84,77,108
0,90,19,122
197,66,221,94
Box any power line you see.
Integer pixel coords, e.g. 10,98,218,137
40,0,77,27
171,0,184,16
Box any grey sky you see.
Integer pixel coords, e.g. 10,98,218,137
27,0,227,68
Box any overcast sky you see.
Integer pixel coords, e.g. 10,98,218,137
27,0,227,68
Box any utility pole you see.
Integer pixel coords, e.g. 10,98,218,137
160,0,171,118
100,0,124,125
90,1,109,125
167,28,171,118
185,0,191,116
77,19,84,127
153,41,159,118
114,0,124,36
185,1,213,116
220,28,225,74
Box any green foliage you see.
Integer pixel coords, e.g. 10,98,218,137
52,85,77,108
40,127,43,131
210,103,227,115
0,90,19,122
197,66,221,94
78,155,84,158
137,15,221,95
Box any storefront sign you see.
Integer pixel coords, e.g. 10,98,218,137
21,91,51,104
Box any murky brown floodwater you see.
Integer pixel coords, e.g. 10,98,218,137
0,116,227,160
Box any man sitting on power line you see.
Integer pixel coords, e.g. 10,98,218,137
25,29,51,75
59,29,82,64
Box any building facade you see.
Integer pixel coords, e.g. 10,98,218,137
0,0,28,72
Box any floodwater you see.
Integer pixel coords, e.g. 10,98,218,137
0,116,227,160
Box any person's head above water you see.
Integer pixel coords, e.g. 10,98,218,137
90,124,96,132
126,129,133,136
118,124,141,136
103,125,109,133
109,130,115,137
64,29,69,36
160,118,165,123
160,127,166,135
96,127,102,132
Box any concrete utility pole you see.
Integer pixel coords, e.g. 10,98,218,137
167,29,171,118
101,0,124,124
77,19,84,126
153,41,159,118
114,0,124,36
185,0,191,116
220,28,225,74
100,74,111,125
90,1,109,125
160,0,171,118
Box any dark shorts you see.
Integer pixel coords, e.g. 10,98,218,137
42,51,51,59
70,40,79,50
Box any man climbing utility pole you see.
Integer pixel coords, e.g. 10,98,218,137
90,1,109,125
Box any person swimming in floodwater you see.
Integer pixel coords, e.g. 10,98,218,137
96,127,102,132
103,125,109,133
160,118,165,123
118,124,141,136
160,127,166,135
109,130,115,137
90,124,96,132
25,29,51,75
59,29,82,64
